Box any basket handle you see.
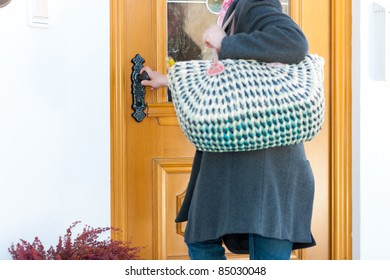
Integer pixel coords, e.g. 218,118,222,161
222,10,236,35
212,10,236,62
207,10,236,75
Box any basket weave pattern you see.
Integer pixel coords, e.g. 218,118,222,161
168,54,325,152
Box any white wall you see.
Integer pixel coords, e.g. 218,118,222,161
0,0,110,259
353,0,390,259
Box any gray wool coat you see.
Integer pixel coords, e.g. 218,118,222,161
175,0,316,253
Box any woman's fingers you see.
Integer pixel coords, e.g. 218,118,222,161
139,66,169,90
202,25,226,51
140,79,154,89
140,66,156,89
140,66,152,74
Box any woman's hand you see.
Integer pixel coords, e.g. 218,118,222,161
140,67,169,91
202,25,226,52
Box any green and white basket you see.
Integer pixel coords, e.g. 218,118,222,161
168,54,325,152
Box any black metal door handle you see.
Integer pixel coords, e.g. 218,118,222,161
131,54,150,122
137,71,151,82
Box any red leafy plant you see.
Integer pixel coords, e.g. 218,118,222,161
8,221,142,260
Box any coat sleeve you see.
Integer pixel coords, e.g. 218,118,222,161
219,3,309,64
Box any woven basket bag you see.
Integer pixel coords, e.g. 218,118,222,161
168,54,325,152
168,9,325,152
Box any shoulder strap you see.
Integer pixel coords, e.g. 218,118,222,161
222,10,236,35
210,10,236,63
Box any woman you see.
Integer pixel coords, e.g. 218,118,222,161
141,0,316,260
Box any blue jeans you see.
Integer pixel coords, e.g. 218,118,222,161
186,234,293,260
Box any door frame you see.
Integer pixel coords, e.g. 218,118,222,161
329,0,352,260
110,0,352,260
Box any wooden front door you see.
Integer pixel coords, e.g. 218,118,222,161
111,0,335,260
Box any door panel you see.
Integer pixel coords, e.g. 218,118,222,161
153,158,192,260
111,0,331,260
